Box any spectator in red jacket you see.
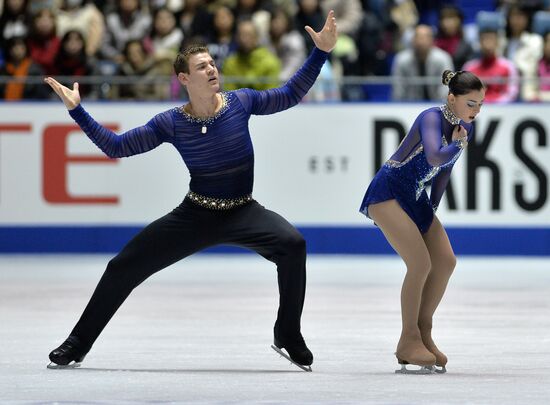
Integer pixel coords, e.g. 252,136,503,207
462,28,519,103
27,8,60,75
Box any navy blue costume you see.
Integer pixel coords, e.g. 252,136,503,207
59,48,329,357
360,105,472,233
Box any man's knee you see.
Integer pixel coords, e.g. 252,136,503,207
105,254,130,275
279,231,306,255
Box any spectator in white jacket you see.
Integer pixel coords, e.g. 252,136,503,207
392,24,454,101
501,4,543,101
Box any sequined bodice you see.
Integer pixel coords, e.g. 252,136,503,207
382,105,472,210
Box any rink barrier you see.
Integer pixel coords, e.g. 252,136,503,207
0,226,549,256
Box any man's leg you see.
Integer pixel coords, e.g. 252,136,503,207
218,201,311,366
49,200,217,366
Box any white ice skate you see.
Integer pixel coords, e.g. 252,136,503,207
271,345,312,372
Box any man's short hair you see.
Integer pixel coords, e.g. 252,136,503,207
174,45,210,74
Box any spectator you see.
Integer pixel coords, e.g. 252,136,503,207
434,5,474,72
320,0,363,73
536,31,550,101
101,0,152,64
27,8,60,75
269,8,306,81
233,0,273,44
53,30,93,96
391,24,453,101
206,5,237,69
320,0,362,40
295,0,325,53
222,19,281,90
0,36,50,100
0,0,29,49
177,0,213,41
463,28,519,103
56,0,105,58
502,4,543,101
118,39,170,100
149,7,183,61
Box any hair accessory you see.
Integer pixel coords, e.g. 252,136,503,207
443,71,456,86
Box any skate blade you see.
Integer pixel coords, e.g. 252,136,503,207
395,364,435,374
47,361,82,370
271,345,312,372
429,365,447,374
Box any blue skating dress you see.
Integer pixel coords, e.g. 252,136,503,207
359,105,472,233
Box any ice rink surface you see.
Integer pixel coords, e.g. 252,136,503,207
1,254,549,404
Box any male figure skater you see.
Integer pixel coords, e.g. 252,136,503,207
45,11,337,372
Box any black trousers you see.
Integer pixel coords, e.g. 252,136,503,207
70,198,307,349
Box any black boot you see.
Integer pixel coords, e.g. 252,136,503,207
48,336,89,367
273,334,313,366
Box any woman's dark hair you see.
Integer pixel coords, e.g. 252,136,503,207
442,70,484,95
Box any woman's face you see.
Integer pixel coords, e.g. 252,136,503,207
120,0,139,13
508,9,528,35
10,40,27,62
154,9,175,36
440,15,460,36
64,32,84,56
270,12,289,38
214,7,234,34
7,0,25,13
299,0,318,14
449,89,485,123
34,10,55,36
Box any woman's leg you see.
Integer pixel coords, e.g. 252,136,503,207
418,215,457,367
368,200,436,366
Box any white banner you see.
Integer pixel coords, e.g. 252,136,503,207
0,103,548,226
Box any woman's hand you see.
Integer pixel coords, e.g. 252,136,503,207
451,124,467,141
452,124,468,148
305,10,338,53
44,77,81,110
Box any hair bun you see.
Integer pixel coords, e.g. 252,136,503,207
442,70,456,86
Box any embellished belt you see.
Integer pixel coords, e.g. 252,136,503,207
186,191,253,210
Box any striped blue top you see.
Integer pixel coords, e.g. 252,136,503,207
69,47,329,199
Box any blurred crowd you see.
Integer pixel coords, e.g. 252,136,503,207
2,0,550,102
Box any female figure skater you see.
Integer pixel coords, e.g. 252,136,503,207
360,70,484,373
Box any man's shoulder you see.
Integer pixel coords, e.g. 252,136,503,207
429,46,453,63
394,48,414,63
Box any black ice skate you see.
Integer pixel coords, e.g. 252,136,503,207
271,335,313,372
47,336,88,369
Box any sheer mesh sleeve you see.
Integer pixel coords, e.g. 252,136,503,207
69,104,173,158
234,47,329,115
420,110,464,168
429,166,452,212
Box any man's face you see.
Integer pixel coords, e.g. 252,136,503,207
413,26,433,56
179,52,220,94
